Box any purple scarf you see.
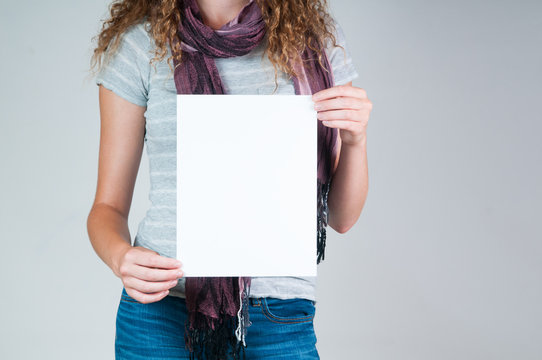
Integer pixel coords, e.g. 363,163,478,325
172,0,337,358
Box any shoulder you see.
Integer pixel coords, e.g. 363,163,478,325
109,21,153,62
322,16,360,85
324,16,348,48
96,20,154,107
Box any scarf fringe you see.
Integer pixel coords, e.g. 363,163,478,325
184,315,240,360
317,178,331,264
235,277,252,347
185,278,252,360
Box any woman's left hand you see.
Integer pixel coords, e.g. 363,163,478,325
312,84,372,146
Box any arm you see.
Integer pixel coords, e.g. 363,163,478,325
313,81,371,234
86,85,182,303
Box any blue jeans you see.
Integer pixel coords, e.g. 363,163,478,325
115,287,320,359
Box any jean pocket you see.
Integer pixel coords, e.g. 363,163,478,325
260,297,316,324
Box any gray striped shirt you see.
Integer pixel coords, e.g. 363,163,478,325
95,18,359,301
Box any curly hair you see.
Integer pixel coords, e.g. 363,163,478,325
89,0,344,89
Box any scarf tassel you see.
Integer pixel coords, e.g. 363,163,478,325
184,278,251,360
317,178,331,264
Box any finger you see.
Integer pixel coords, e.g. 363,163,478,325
314,96,364,112
129,264,184,282
317,109,359,121
125,287,170,304
132,250,182,270
322,120,359,131
123,276,179,294
312,85,367,101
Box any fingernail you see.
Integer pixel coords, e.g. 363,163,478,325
177,271,183,277
170,280,178,286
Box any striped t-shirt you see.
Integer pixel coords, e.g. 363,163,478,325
95,17,359,301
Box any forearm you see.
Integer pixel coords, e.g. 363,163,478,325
86,203,133,277
327,134,369,234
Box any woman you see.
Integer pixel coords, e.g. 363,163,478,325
87,0,371,358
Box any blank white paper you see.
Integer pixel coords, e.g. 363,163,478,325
177,94,318,277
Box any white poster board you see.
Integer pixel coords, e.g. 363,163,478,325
177,94,318,277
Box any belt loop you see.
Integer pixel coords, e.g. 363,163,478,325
249,298,261,306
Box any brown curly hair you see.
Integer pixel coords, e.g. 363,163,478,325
89,0,344,89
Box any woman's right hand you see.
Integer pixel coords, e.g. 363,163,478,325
114,245,183,304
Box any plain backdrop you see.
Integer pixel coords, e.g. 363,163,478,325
1,0,541,359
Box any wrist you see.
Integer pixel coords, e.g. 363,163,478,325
111,240,132,278
342,132,367,148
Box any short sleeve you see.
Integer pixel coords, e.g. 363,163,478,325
95,22,151,107
324,18,360,86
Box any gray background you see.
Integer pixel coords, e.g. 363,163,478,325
1,0,540,359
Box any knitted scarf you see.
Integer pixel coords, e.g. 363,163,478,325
172,0,338,359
